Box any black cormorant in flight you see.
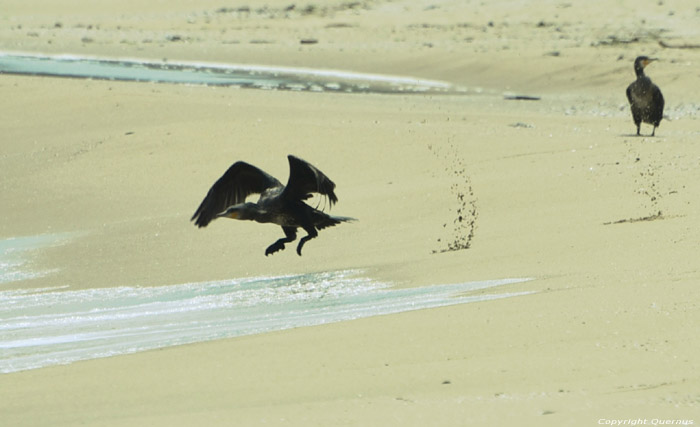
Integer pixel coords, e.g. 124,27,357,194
626,56,665,136
191,155,354,256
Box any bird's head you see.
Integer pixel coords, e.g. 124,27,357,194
633,56,658,77
217,203,257,221
635,56,658,69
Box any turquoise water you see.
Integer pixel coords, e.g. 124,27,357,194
0,52,455,94
0,234,71,284
0,260,531,373
0,236,532,374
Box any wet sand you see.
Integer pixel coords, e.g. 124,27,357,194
1,0,699,425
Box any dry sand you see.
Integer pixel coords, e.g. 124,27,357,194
1,0,699,425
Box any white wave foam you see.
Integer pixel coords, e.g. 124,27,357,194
0,271,532,373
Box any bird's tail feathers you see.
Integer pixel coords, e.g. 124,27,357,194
316,214,357,230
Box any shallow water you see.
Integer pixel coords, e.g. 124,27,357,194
0,234,73,284
0,267,531,373
0,52,457,94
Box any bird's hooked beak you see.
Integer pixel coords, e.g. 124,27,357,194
218,208,240,220
642,58,658,67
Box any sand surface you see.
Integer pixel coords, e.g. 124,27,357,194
1,0,699,425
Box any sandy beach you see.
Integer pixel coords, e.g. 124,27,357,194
1,0,699,425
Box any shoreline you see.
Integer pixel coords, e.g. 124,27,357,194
0,50,458,94
1,0,698,424
0,270,533,374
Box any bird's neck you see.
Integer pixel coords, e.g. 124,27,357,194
232,202,262,221
634,65,646,79
243,203,274,224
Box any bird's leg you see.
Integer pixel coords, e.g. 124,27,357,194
651,126,656,137
265,227,297,256
636,124,641,136
296,226,318,256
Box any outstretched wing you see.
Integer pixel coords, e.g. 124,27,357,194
281,155,338,206
191,161,282,227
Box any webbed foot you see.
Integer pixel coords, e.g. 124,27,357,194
265,227,297,256
265,242,285,256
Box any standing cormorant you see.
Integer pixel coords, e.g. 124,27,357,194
626,56,665,136
191,155,354,256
